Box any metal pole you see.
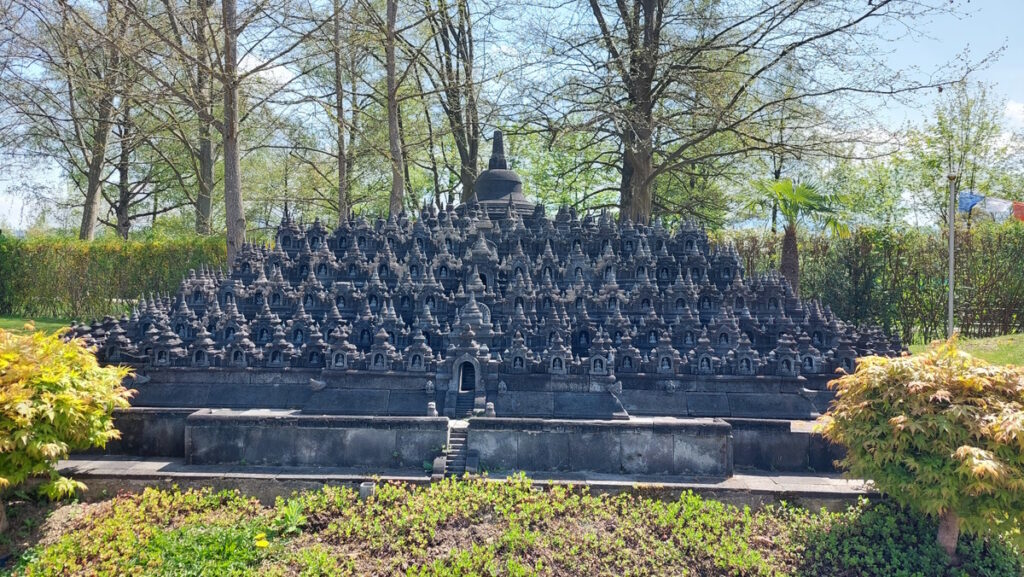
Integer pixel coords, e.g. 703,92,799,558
947,174,957,338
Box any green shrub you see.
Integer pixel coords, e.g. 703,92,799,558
0,235,226,320
0,325,133,532
721,221,1024,343
821,339,1024,561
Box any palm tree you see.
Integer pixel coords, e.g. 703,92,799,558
743,179,849,298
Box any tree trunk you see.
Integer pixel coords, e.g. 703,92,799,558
627,147,653,224
619,149,634,221
195,0,213,234
79,95,115,240
618,96,654,223
197,123,214,234
780,223,800,298
417,76,443,208
621,127,653,223
222,0,245,262
0,500,8,534
385,0,404,217
347,51,358,213
116,134,131,239
771,165,782,234
397,100,412,196
333,0,348,221
938,510,960,564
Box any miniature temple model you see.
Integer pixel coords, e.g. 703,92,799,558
71,132,902,423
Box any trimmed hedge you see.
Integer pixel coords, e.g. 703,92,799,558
725,221,1024,344
0,234,226,321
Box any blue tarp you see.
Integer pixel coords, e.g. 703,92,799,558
958,190,985,213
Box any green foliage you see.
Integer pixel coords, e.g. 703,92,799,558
0,326,133,498
143,522,273,577
799,499,1023,576
724,220,1024,343
9,481,1024,576
822,339,1024,540
13,486,265,575
280,543,357,576
271,496,308,537
899,82,1023,226
0,235,226,320
743,178,850,237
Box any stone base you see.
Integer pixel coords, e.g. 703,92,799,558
727,418,843,473
184,410,448,469
467,417,733,479
100,407,842,477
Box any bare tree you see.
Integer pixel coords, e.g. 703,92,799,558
420,0,480,202
384,0,405,217
523,0,981,222
332,0,349,219
0,0,136,240
116,0,326,258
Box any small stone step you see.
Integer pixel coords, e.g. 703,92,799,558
443,417,471,478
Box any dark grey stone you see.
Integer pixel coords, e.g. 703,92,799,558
468,417,731,478
185,410,447,469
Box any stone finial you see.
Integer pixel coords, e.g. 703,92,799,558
488,130,507,170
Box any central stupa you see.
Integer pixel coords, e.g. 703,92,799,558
471,131,536,219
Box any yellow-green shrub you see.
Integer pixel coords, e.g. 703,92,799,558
821,339,1024,560
0,324,133,506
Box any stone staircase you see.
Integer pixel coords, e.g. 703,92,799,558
444,426,468,478
454,392,475,418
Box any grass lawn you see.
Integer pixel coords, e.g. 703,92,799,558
910,333,1024,366
1,477,1020,576
0,316,70,334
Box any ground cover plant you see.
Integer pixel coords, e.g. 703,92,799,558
2,478,1021,576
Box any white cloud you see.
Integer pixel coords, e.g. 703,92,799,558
239,54,295,86
1006,100,1024,129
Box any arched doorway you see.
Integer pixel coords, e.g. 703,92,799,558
459,361,476,393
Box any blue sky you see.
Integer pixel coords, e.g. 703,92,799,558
2,1,1023,231
878,1,1024,129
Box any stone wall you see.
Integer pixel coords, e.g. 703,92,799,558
128,369,836,420
101,406,841,476
727,418,843,473
105,408,194,457
467,417,733,479
185,410,448,470
131,368,438,416
617,374,834,419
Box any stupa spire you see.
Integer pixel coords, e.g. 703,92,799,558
488,130,507,170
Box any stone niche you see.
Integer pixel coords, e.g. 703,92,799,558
467,417,733,479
